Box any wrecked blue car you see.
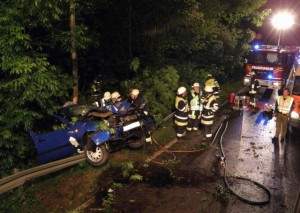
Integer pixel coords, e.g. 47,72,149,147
29,103,155,166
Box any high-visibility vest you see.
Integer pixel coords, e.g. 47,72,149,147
277,96,293,114
190,90,202,111
201,94,219,125
175,96,189,126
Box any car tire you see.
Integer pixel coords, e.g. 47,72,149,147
128,137,145,149
84,139,109,166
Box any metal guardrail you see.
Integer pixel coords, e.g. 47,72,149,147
0,112,176,195
0,155,85,195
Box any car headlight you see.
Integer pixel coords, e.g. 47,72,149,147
291,111,299,119
273,82,279,87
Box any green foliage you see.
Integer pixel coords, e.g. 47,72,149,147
130,174,143,182
102,188,115,212
216,185,231,205
0,0,73,177
121,161,135,178
122,62,180,121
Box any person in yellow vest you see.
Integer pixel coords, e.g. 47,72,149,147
201,86,219,143
187,82,202,131
272,88,294,142
204,74,220,98
174,86,189,138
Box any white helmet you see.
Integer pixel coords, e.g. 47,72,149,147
207,74,212,77
177,87,187,95
103,91,111,100
204,86,213,93
192,82,200,87
131,89,139,96
111,91,121,99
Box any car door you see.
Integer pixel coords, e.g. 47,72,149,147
30,115,79,164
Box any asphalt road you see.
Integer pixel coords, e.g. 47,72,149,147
223,88,300,212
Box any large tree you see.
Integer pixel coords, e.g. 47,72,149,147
0,0,73,177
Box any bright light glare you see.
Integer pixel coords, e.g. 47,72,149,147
254,44,260,49
291,111,299,119
272,12,294,30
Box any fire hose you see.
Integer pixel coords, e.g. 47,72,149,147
218,115,271,205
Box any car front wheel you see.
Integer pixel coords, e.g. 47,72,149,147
84,140,109,166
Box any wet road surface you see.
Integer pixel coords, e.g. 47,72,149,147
223,88,300,212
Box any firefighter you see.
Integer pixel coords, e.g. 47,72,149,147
187,82,202,131
100,91,112,108
174,86,189,138
201,85,219,143
272,88,294,142
130,89,149,115
248,72,260,108
204,74,220,98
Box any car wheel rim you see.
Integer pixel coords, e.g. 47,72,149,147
87,147,103,162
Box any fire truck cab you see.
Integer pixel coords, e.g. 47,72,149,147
244,45,298,90
287,59,300,132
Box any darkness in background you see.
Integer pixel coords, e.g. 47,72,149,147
257,0,300,46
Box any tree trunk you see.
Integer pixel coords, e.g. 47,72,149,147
70,1,79,104
128,0,132,60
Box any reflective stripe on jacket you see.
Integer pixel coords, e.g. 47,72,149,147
277,96,293,114
175,96,189,126
201,94,218,125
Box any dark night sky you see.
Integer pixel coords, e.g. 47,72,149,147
256,0,300,46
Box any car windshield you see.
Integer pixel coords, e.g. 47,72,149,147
59,104,95,119
292,76,300,95
247,52,282,65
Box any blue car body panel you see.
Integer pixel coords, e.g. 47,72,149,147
90,130,111,145
30,113,99,164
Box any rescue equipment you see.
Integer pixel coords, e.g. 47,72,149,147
229,92,235,104
233,95,245,110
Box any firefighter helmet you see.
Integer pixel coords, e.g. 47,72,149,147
103,91,111,100
111,91,121,99
131,89,139,96
177,87,187,95
204,86,213,93
192,82,200,87
207,74,212,77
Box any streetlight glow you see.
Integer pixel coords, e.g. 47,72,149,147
272,12,294,30
271,12,294,46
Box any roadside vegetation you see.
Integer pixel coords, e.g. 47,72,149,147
0,80,244,212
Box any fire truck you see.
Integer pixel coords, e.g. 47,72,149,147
287,59,300,134
243,45,299,90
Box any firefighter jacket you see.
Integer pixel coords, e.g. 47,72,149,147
132,95,149,115
189,89,202,111
276,96,294,115
205,77,220,97
201,94,219,125
249,78,260,95
175,96,189,126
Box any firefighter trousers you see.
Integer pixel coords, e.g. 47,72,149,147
203,124,212,142
187,110,201,131
275,113,289,138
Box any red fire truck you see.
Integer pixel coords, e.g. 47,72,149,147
243,45,299,90
287,60,300,134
